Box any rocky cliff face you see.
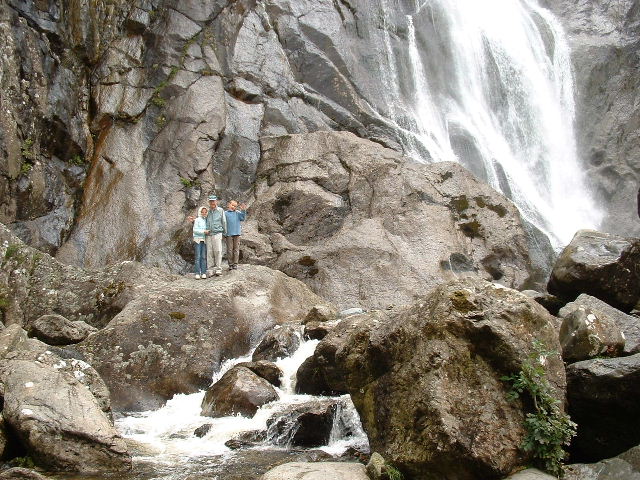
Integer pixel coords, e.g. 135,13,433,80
542,0,640,237
1,0,638,272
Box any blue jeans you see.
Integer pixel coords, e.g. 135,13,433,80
194,241,207,275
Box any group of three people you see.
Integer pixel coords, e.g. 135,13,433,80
191,195,247,278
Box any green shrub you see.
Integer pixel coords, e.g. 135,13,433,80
502,340,577,477
385,464,404,480
21,138,35,160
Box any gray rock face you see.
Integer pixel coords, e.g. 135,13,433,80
542,0,640,239
261,462,368,480
252,325,301,362
559,306,625,362
299,277,565,479
548,230,640,311
25,314,97,345
561,294,640,355
201,366,279,418
566,445,640,480
567,354,640,462
76,265,327,411
505,469,557,480
242,131,552,309
3,0,594,278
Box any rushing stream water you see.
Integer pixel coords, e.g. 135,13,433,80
101,333,368,479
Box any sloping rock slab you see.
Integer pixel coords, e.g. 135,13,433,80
242,131,553,310
561,294,640,355
77,265,327,411
0,468,48,480
300,277,565,479
261,462,368,480
567,354,640,462
201,366,278,418
236,360,283,387
1,359,130,473
548,230,640,312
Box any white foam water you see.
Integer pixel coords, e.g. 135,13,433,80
115,332,369,466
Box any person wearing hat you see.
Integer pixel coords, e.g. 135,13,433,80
189,194,227,276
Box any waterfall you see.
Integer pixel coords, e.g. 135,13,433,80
374,0,601,247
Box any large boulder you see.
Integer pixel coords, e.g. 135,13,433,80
77,265,327,411
0,469,48,480
298,277,566,479
567,354,640,462
25,314,96,345
559,305,625,362
241,131,553,309
560,294,640,355
261,462,369,480
1,357,130,473
548,230,640,312
201,366,279,418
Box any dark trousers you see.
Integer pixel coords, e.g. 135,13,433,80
226,235,240,266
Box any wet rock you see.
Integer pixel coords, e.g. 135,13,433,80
193,424,213,439
567,354,640,462
548,230,640,312
1,358,130,473
201,366,278,418
76,265,327,411
302,305,337,325
565,445,640,480
266,399,341,448
559,306,625,362
236,361,283,388
366,452,386,480
252,325,301,362
261,462,368,480
0,468,48,480
561,294,640,355
243,131,553,310
301,277,565,479
25,314,97,345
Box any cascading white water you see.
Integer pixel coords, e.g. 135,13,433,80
115,332,368,476
375,0,601,247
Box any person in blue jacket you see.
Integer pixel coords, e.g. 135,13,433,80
224,200,247,270
192,206,210,279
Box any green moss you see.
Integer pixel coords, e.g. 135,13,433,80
69,154,86,166
451,195,470,213
459,220,481,238
450,290,476,313
10,456,36,469
155,114,167,127
179,177,200,188
169,311,186,320
4,244,20,259
151,95,166,107
0,294,9,311
21,138,35,160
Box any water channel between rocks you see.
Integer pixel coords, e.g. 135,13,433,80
56,333,369,479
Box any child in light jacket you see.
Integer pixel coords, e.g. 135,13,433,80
193,206,210,278
224,200,247,270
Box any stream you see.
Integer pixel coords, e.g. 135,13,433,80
62,333,369,479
